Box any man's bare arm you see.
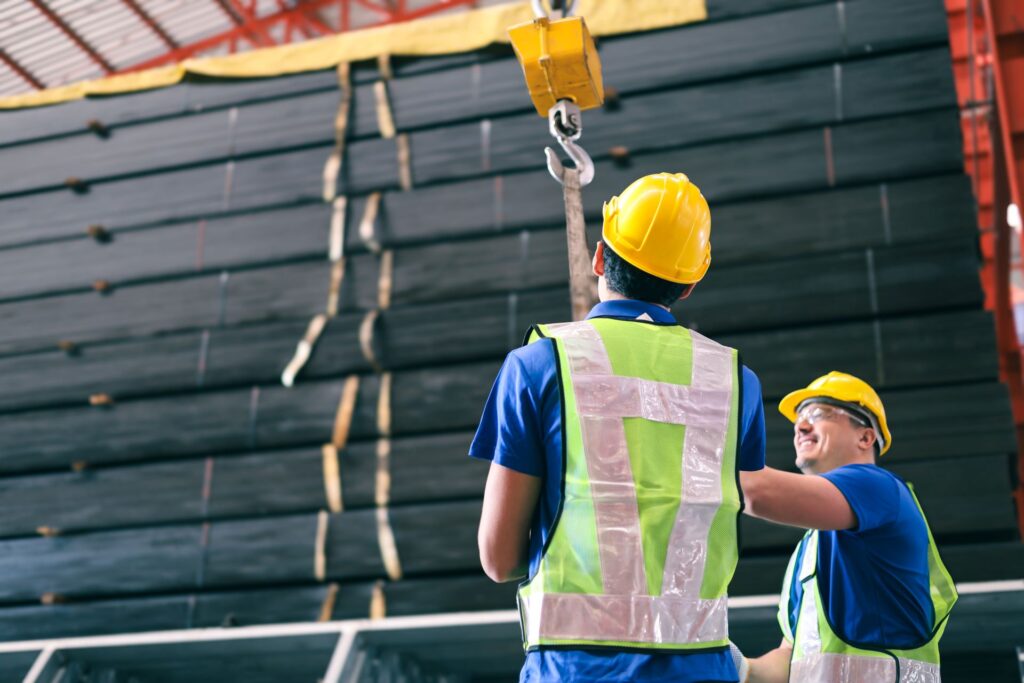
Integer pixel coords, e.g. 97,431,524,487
478,462,542,582
740,467,856,531
746,639,793,683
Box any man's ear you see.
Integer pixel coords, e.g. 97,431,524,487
859,428,878,453
678,284,695,301
592,241,605,277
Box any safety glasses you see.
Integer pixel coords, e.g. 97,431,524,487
795,404,871,428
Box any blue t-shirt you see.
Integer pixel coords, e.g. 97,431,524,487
785,464,935,649
470,299,767,683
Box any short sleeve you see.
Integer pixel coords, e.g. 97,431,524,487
738,365,766,471
822,465,902,533
468,351,546,477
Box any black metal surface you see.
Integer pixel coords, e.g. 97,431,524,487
0,0,1014,652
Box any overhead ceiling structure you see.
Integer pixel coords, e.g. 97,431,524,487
0,0,501,98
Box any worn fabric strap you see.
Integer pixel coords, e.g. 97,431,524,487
329,196,347,262
332,375,361,448
359,309,383,373
375,438,392,507
377,372,392,437
314,509,330,581
560,168,597,321
396,134,413,191
374,81,397,139
326,258,346,317
318,582,339,622
323,62,352,202
376,506,403,580
377,250,394,310
281,314,328,387
359,192,383,254
321,444,344,513
370,579,387,619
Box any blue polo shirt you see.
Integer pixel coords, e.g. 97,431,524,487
784,464,935,648
470,299,767,683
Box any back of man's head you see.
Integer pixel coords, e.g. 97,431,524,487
602,243,691,307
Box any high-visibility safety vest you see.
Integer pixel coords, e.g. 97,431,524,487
517,318,742,652
778,486,958,683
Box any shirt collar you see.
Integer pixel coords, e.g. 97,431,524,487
585,299,677,324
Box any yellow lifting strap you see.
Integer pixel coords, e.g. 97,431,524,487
508,0,601,321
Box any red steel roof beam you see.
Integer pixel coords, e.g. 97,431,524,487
274,0,310,39
27,0,115,74
295,7,336,36
211,0,276,47
390,0,477,23
118,0,179,50
122,0,476,73
0,48,45,89
351,0,394,16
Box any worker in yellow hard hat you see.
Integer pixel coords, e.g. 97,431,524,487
471,172,769,682
732,372,957,683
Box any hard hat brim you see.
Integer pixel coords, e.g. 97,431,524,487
778,388,820,423
600,227,710,284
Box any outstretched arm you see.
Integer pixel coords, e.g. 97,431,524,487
739,467,855,531
478,461,541,582
747,639,793,683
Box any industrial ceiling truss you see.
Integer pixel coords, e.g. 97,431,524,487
0,0,480,97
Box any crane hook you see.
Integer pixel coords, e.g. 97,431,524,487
544,100,594,187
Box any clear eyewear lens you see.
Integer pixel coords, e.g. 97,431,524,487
796,405,869,427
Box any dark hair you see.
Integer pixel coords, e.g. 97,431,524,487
602,241,692,307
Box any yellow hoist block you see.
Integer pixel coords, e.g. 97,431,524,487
508,16,604,117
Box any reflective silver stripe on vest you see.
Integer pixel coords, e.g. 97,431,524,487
790,532,940,683
790,652,940,683
525,321,733,645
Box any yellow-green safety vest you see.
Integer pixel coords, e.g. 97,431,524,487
517,317,742,652
777,485,957,682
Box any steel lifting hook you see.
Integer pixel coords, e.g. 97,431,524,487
545,100,595,187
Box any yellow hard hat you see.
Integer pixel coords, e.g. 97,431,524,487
779,371,892,455
602,172,711,284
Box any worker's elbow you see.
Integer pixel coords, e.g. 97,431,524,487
479,551,518,583
481,559,515,583
478,534,520,583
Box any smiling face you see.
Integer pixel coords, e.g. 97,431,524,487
793,402,878,474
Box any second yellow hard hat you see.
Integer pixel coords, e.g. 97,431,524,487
602,172,712,284
779,371,893,455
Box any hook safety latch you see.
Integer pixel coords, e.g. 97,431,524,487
545,100,594,187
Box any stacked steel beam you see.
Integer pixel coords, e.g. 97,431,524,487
0,1,1018,670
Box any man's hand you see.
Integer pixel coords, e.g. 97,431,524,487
478,462,541,582
740,467,856,531
746,640,793,683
